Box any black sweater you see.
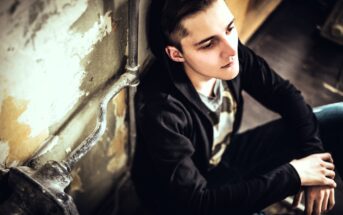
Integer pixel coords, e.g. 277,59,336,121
131,42,324,215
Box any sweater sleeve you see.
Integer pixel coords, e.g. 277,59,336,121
238,42,324,156
138,97,301,215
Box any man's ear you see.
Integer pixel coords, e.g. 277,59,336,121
165,46,185,62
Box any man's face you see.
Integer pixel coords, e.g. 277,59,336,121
167,0,239,83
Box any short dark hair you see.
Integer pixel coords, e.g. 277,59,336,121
147,0,217,56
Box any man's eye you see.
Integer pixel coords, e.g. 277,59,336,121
200,41,213,49
226,26,234,34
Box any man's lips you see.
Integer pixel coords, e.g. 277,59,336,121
221,61,234,69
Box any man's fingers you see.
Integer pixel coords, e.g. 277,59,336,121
314,200,322,215
325,169,336,179
315,190,324,215
322,189,329,212
319,153,334,163
305,191,314,215
323,161,335,170
292,191,303,208
328,188,335,211
323,177,337,188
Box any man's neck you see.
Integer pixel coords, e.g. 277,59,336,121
192,77,217,98
182,63,217,97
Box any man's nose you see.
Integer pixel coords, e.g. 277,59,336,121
220,37,236,59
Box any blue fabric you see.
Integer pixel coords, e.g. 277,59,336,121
314,102,343,174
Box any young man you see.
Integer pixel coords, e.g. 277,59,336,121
131,0,343,214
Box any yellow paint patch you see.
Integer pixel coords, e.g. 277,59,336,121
112,90,126,117
106,153,127,174
0,96,49,166
107,122,128,157
107,89,128,173
69,167,84,196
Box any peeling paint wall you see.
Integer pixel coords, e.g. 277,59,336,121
0,96,48,167
0,0,146,214
0,0,119,166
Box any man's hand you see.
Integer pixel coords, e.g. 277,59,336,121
305,186,335,215
290,153,336,187
292,190,303,209
293,186,335,215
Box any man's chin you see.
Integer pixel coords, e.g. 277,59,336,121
221,67,239,81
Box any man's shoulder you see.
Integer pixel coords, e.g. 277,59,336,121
238,41,253,64
137,59,175,97
135,59,174,107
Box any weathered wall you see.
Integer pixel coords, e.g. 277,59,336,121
0,0,148,214
0,0,127,166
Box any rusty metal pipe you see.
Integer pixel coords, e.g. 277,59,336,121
62,0,142,176
128,0,140,69
126,0,140,168
62,72,138,172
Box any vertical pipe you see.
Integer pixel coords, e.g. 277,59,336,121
128,0,140,69
109,1,140,214
127,0,140,166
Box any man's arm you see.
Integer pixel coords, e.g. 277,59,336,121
237,43,337,214
238,42,324,157
138,98,302,214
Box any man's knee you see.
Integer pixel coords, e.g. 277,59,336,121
314,102,343,159
313,102,343,126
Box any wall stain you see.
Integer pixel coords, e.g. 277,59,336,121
69,167,84,197
112,90,126,117
106,90,128,173
107,89,127,157
80,32,117,92
0,96,49,167
107,122,127,158
106,153,127,174
28,0,44,25
69,0,102,34
24,1,60,47
8,0,20,15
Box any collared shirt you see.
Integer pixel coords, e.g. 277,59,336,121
198,80,237,166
